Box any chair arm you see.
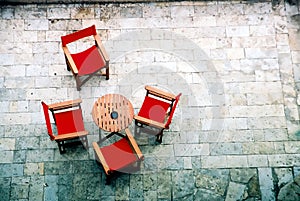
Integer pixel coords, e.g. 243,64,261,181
54,130,88,141
62,46,79,74
48,99,82,110
134,115,166,129
125,128,144,160
145,85,176,101
94,34,110,62
92,142,111,175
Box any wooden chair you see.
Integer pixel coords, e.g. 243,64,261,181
92,128,144,184
41,99,88,154
61,25,109,91
134,86,181,143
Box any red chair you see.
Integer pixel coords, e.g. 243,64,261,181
61,25,109,91
92,128,144,184
41,99,88,154
134,86,181,143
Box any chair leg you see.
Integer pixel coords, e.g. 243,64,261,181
156,130,163,144
81,136,89,149
105,175,111,185
57,141,66,154
106,67,109,80
75,76,82,91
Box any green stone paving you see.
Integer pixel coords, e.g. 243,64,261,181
1,1,300,200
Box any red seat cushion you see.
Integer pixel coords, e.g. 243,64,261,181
71,45,106,76
100,138,138,171
138,96,170,123
54,108,85,135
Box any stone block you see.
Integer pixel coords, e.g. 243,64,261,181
274,167,293,188
201,156,227,168
258,168,275,198
195,169,229,195
247,155,269,167
229,105,285,117
227,155,248,168
210,142,243,155
10,182,29,200
0,177,11,201
0,53,14,65
44,175,58,201
268,154,294,167
47,7,70,19
26,149,54,162
172,170,194,199
225,182,246,201
247,117,287,129
247,92,283,105
25,19,49,30
115,175,130,200
0,150,14,163
193,16,217,27
24,162,44,176
71,7,95,19
230,168,257,184
292,51,300,63
157,171,172,199
0,164,24,177
174,143,209,156
129,174,143,199
245,48,277,59
250,25,275,36
28,175,44,201
0,19,24,31
226,26,249,37
14,150,26,163
0,138,15,150
277,181,300,201
284,141,300,153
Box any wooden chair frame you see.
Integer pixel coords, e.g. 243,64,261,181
134,85,181,143
42,99,89,154
61,25,109,91
92,128,144,184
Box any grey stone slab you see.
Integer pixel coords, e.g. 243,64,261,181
0,177,11,201
274,167,293,188
26,149,54,162
157,171,172,199
210,142,243,155
115,174,130,200
44,161,73,175
16,137,40,150
225,182,246,201
172,170,195,199
44,175,58,201
194,188,224,201
29,175,44,201
195,169,229,195
230,168,257,184
129,174,143,199
258,167,276,201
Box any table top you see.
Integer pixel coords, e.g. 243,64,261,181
92,94,134,133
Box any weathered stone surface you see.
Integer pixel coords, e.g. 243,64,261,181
1,1,300,200
172,170,195,199
225,182,246,201
277,180,300,201
230,168,257,184
195,169,229,196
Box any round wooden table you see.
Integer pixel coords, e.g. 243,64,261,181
92,94,134,133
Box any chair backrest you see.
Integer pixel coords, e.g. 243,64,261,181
61,25,97,47
41,102,55,140
165,93,182,129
